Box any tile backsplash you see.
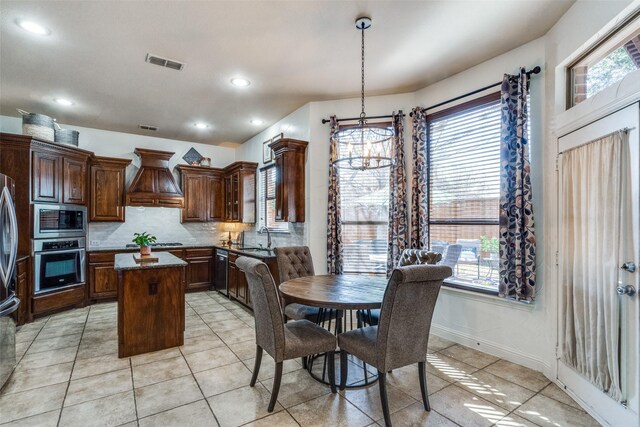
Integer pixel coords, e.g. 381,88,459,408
88,206,307,248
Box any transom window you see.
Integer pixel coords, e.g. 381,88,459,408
427,93,502,291
569,13,640,107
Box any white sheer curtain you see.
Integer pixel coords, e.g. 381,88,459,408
560,131,629,402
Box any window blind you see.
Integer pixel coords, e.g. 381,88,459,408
427,93,501,288
337,124,391,274
259,166,288,232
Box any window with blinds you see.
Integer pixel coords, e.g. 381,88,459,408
259,166,289,232
427,93,501,290
337,123,391,275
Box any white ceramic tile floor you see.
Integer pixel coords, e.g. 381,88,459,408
0,292,599,426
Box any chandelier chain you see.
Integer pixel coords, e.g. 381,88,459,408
360,25,365,120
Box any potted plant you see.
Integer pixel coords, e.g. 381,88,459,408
132,232,157,256
480,235,499,259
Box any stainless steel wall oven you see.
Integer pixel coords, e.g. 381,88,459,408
33,238,86,294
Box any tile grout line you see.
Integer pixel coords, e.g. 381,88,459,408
130,357,139,424
176,344,222,427
56,305,91,427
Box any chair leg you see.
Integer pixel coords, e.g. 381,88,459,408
268,362,283,412
378,371,392,427
250,346,263,387
418,361,430,411
327,351,337,393
339,350,348,390
301,356,307,369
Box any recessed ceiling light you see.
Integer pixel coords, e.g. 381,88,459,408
16,19,50,36
194,122,209,129
250,119,264,126
231,78,250,87
54,98,74,106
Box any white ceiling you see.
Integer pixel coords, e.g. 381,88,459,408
0,0,574,146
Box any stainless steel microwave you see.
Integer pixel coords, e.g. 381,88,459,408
33,204,87,239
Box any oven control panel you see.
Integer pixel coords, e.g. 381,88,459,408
33,237,86,253
42,240,80,251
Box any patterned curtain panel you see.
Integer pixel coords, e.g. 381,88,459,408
498,68,536,301
327,116,344,274
387,112,408,275
410,107,429,249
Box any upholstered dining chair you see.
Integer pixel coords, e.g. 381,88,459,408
398,248,442,266
338,264,452,427
274,246,322,321
236,256,337,412
361,249,442,326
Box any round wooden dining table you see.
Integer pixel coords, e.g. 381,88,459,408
278,274,388,311
278,274,388,388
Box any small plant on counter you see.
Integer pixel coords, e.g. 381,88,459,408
132,232,157,255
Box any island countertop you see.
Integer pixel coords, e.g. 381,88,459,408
114,252,188,271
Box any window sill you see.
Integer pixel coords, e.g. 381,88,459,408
441,280,535,311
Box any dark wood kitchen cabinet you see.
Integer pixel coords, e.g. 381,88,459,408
223,162,257,223
227,252,247,306
177,165,224,223
62,157,87,205
2,133,93,256
225,249,279,309
14,256,30,325
184,248,214,292
269,138,308,223
88,252,119,301
90,156,131,222
31,146,90,205
31,150,60,203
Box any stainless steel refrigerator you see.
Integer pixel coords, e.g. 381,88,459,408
0,173,19,388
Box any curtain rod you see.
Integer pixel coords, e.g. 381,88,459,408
321,113,405,125
408,65,541,117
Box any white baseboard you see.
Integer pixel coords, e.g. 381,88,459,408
430,323,553,378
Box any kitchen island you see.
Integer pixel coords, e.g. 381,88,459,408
114,252,187,358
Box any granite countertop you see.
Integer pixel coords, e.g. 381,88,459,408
87,242,218,252
88,242,276,259
114,252,188,271
214,245,276,259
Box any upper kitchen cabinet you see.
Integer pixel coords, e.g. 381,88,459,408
31,144,90,205
269,138,308,222
223,162,257,223
176,165,224,223
126,148,184,208
90,156,131,222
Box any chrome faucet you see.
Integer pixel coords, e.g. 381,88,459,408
258,226,272,250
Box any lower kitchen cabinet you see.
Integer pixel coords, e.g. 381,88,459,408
228,253,249,307
185,248,213,292
87,247,214,300
88,252,118,301
226,250,279,309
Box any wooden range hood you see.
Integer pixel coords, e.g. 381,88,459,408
126,148,184,208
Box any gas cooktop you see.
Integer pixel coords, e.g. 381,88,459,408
125,242,184,248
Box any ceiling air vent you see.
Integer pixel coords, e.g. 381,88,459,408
139,124,158,131
145,53,185,71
